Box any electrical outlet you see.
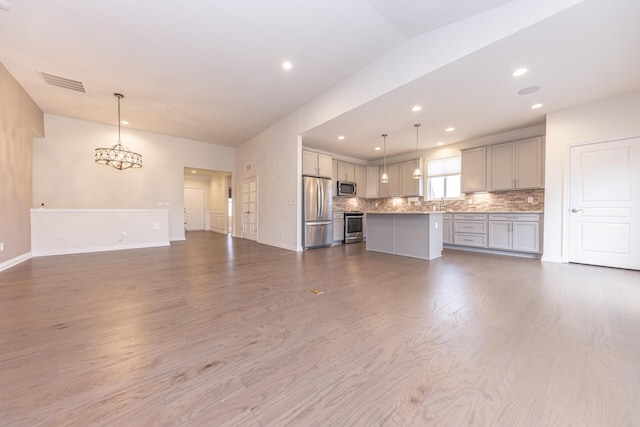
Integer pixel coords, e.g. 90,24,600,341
121,231,127,237
153,222,160,230
528,197,534,203
0,242,4,251
467,199,473,205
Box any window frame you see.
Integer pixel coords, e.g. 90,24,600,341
426,155,464,202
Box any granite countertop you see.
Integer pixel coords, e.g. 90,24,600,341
364,210,543,214
446,211,543,214
365,211,444,215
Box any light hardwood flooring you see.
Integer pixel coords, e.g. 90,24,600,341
1,231,639,426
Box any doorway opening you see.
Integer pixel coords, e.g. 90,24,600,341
184,167,233,236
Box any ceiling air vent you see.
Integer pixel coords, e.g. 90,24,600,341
39,71,86,93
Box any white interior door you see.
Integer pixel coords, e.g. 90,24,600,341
184,187,205,231
241,178,257,241
568,138,640,270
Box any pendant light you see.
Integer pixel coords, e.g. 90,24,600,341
380,133,389,184
412,123,423,180
95,93,142,170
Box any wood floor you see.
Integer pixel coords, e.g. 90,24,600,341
1,232,639,426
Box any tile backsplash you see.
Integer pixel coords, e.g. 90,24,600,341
334,189,544,213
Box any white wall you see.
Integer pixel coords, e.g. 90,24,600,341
33,115,235,241
543,90,640,262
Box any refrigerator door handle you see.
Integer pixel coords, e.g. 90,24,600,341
306,221,332,226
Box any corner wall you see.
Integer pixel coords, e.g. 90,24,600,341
0,63,43,269
543,90,640,262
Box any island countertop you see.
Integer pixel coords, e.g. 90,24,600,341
365,211,444,215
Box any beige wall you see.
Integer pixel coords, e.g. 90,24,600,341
0,64,43,266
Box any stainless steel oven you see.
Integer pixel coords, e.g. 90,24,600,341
344,212,364,244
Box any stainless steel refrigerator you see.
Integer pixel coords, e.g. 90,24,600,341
302,176,333,249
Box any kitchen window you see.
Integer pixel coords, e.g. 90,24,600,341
427,156,461,200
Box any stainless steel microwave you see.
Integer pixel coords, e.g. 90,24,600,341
337,181,357,196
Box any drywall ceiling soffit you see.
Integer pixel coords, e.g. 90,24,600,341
0,0,566,149
302,0,640,161
365,0,518,38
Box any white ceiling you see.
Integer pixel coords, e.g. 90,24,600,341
1,0,639,160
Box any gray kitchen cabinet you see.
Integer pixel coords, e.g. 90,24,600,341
379,163,401,197
355,164,367,197
490,137,544,191
366,165,379,198
461,147,486,193
333,212,344,244
452,213,488,248
303,150,332,178
401,158,424,197
488,213,541,253
331,160,338,184
442,214,453,244
337,161,355,182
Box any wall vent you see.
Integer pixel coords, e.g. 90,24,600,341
38,71,86,93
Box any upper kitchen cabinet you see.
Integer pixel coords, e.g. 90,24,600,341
354,165,367,197
331,160,338,183
461,147,486,193
366,165,379,198
491,137,544,191
303,150,332,178
379,163,401,197
337,161,355,182
401,159,424,197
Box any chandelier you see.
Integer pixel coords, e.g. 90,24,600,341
95,93,142,170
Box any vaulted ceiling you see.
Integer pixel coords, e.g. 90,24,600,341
1,0,639,160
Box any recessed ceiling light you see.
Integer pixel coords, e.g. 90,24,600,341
531,103,544,109
337,135,345,140
191,170,197,174
282,61,293,70
374,147,381,151
445,127,455,132
511,68,528,77
436,142,444,146
120,120,129,125
412,105,422,112
518,85,541,95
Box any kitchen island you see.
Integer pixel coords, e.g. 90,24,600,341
366,212,443,260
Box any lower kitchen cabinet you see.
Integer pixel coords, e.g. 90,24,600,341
452,213,488,248
488,214,540,253
445,212,542,257
442,214,452,244
333,213,344,244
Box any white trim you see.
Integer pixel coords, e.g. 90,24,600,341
32,241,170,258
0,252,32,272
258,238,298,252
541,255,564,263
170,235,186,241
443,245,541,259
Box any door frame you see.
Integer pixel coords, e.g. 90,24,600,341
563,136,638,264
240,176,258,241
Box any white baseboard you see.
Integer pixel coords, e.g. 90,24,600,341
0,252,32,272
31,241,170,258
209,227,228,235
170,235,186,241
541,254,564,263
257,238,297,252
443,245,541,259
